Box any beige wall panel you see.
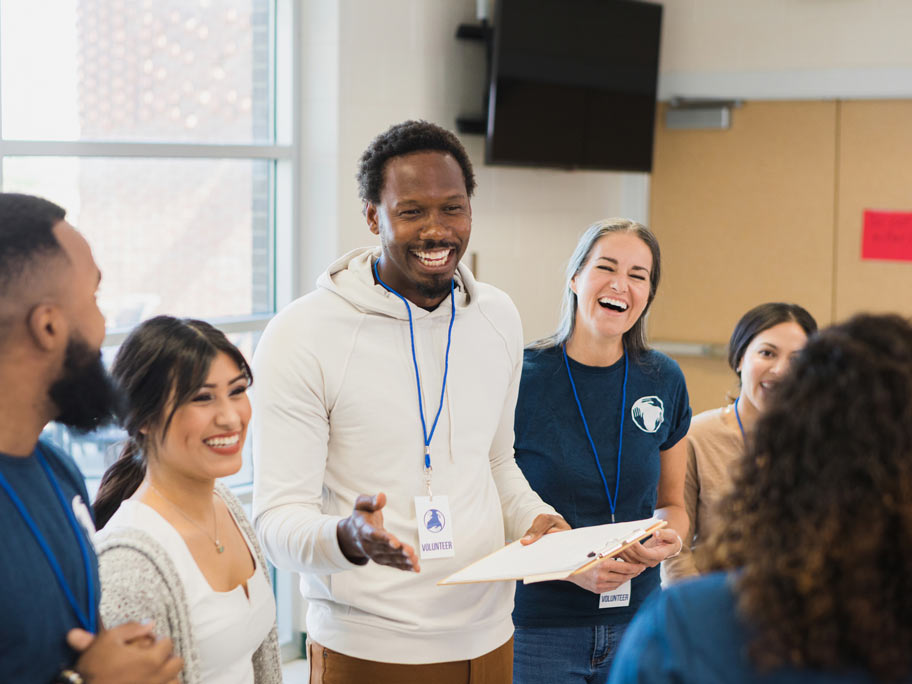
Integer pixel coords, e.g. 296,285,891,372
835,100,912,321
648,101,837,345
672,356,736,416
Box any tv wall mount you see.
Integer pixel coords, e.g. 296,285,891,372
455,20,494,135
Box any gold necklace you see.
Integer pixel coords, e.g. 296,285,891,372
149,483,225,553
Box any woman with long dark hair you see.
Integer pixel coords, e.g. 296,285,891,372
93,316,281,684
663,302,817,582
512,219,691,684
610,313,912,683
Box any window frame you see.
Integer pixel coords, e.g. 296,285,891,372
0,0,300,335
0,0,305,660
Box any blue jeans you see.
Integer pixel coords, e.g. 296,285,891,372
513,624,628,684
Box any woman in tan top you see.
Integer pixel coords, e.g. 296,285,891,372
663,302,816,582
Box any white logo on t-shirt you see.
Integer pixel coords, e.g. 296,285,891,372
631,396,665,433
72,495,97,539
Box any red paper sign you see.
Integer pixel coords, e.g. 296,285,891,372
862,210,912,262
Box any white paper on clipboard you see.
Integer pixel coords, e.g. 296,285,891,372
438,517,663,586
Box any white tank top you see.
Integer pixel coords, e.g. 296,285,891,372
107,498,276,684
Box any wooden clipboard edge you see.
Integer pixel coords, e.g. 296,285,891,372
566,520,667,578
521,569,574,583
437,520,666,586
521,521,667,584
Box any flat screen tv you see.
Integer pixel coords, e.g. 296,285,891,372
486,0,663,172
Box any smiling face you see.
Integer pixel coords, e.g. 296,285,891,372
737,321,809,416
570,231,653,349
152,351,251,483
366,150,471,309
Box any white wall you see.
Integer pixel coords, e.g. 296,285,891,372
297,0,636,342
296,0,912,340
655,0,912,100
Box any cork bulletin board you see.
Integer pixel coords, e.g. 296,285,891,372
835,100,912,321
647,100,838,412
647,98,912,412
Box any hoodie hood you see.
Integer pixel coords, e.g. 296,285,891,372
316,247,475,319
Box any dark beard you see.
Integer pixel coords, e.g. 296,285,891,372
416,274,453,305
48,336,123,433
412,240,458,305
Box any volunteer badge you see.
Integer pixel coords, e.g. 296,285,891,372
414,496,456,559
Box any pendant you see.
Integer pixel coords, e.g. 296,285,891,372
215,541,225,553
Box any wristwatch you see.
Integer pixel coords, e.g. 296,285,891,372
54,669,86,684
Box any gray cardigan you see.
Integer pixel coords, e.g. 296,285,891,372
96,483,283,684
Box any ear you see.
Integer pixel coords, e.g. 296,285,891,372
26,303,67,353
569,274,578,295
366,202,380,236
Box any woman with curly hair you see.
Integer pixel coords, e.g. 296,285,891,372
609,313,912,683
663,302,817,582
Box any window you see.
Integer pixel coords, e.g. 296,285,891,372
1,0,298,492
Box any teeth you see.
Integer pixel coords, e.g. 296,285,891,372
412,249,450,266
205,435,239,447
598,297,628,311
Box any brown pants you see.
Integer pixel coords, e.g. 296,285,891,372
308,637,513,684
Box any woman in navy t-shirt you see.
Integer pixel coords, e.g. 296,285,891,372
512,218,691,684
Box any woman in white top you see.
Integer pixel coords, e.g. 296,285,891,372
93,316,281,684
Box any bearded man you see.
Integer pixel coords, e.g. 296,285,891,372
0,193,183,684
252,121,568,684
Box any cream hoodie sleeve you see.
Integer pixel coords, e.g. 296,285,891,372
483,300,558,542
251,306,361,575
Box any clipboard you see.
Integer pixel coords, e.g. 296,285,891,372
438,518,666,586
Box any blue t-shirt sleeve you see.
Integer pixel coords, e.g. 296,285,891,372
609,589,679,684
0,439,100,681
658,357,691,451
40,440,96,526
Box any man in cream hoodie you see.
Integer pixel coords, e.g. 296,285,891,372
252,120,567,683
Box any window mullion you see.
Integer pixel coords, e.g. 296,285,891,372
0,140,291,160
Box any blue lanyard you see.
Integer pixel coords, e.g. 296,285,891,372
0,445,96,633
733,397,747,441
373,260,455,495
562,345,628,523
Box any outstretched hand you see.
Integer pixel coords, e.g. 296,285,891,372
337,492,420,572
68,622,183,684
519,513,570,545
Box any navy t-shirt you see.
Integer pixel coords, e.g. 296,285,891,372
513,346,691,627
610,572,888,684
0,440,100,683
